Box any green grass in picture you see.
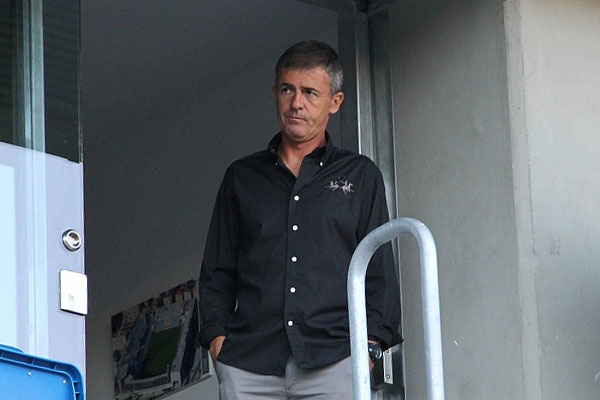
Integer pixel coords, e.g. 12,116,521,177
143,327,181,377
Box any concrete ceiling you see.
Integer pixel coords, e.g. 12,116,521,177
80,0,450,144
81,0,338,144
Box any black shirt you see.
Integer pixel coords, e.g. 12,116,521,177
198,133,401,375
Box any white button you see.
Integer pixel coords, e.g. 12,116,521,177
275,162,278,166
292,224,298,231
288,320,294,326
290,287,296,293
293,195,300,201
291,256,298,262
319,162,323,167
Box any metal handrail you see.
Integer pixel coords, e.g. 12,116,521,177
348,218,445,400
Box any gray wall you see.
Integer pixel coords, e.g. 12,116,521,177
389,0,525,398
391,0,600,398
82,1,338,399
506,0,600,398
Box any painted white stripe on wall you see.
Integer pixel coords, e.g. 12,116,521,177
0,164,18,346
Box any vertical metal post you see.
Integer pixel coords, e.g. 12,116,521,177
367,6,397,221
21,0,50,357
335,2,361,153
22,0,46,152
348,218,445,400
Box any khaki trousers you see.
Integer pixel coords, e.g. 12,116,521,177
215,356,355,399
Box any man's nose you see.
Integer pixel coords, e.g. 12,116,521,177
290,92,303,110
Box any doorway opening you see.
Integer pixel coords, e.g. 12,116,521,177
81,1,339,398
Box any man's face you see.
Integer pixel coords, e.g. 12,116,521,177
274,67,344,145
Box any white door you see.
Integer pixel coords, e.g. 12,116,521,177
0,0,85,375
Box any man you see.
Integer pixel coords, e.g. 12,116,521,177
199,41,401,399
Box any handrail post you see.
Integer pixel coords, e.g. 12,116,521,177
348,217,445,400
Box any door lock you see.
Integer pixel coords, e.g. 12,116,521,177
62,229,82,251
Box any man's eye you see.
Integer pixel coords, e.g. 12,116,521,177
281,87,291,94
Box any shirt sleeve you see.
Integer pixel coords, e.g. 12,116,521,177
198,166,239,348
357,161,402,349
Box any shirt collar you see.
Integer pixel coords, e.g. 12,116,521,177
268,132,334,165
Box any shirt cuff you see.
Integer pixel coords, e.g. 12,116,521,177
367,326,401,350
200,324,226,349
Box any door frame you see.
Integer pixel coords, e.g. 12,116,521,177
301,1,404,397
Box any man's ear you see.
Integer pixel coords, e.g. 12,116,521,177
329,92,344,115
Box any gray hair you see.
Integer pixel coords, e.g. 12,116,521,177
275,41,343,96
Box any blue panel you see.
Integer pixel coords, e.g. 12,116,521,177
0,345,85,400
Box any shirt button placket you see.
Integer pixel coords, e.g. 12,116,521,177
286,192,300,342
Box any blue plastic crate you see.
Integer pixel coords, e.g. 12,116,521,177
0,345,85,400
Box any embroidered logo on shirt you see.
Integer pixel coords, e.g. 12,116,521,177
325,177,354,195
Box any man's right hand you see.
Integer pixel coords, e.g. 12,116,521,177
209,335,226,365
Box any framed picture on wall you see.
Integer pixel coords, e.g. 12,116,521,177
111,279,211,400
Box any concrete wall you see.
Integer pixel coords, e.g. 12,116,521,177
505,1,600,399
390,0,600,398
389,0,525,398
81,2,338,399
